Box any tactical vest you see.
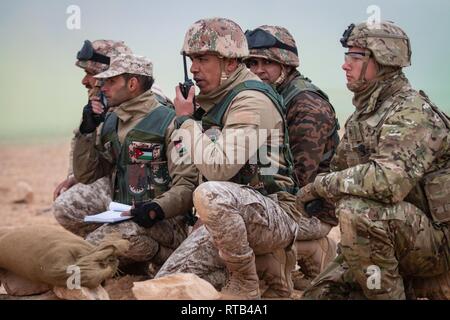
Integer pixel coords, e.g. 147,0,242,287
279,74,340,163
100,105,175,205
201,80,297,196
345,89,450,225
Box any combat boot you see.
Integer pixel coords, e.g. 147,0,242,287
256,246,296,299
294,237,337,290
220,253,261,300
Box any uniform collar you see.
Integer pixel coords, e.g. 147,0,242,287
115,90,158,123
196,64,260,112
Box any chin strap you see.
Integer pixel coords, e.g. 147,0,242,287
274,65,288,87
219,57,229,85
347,49,372,91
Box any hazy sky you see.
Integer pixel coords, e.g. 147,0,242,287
1,0,449,141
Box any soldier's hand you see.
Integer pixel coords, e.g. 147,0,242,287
296,183,320,215
79,98,105,134
53,175,77,201
90,96,105,115
174,85,195,117
128,202,165,228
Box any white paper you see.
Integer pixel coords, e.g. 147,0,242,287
84,202,133,224
109,202,132,212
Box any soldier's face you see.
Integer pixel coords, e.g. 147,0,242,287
342,47,378,85
101,75,132,107
81,70,97,90
189,54,222,94
246,58,282,84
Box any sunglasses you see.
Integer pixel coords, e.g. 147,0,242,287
245,29,298,55
344,51,371,63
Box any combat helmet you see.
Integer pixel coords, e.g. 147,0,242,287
245,25,299,67
340,21,411,68
76,40,133,74
181,18,249,58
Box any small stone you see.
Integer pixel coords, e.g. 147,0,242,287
132,273,221,300
53,285,110,300
13,181,34,204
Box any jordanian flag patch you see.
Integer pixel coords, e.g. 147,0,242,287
134,148,153,161
129,142,162,163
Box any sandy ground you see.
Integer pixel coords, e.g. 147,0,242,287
0,140,340,300
0,141,70,228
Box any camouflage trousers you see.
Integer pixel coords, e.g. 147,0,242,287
86,216,188,266
304,196,450,300
53,177,111,238
156,181,298,289
296,216,332,241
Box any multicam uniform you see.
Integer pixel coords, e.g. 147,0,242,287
303,21,450,300
53,40,133,238
156,18,306,299
73,54,198,266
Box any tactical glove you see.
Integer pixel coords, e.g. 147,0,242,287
79,103,106,134
296,183,322,217
131,202,165,228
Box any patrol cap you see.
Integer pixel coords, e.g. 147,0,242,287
95,54,153,79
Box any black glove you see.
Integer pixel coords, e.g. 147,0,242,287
79,103,106,134
305,199,324,217
131,202,165,228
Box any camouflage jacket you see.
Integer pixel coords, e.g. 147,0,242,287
279,70,339,226
175,65,303,223
279,70,339,188
73,90,199,219
314,74,450,209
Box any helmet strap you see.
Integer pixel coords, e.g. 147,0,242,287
219,57,229,85
274,65,288,86
348,49,372,91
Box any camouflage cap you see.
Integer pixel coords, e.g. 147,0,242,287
246,25,299,67
182,17,249,58
94,54,153,79
341,21,411,68
75,40,133,74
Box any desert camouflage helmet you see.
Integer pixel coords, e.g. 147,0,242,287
245,25,299,67
76,40,133,74
181,18,249,58
341,21,411,68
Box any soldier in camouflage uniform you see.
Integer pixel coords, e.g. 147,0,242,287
300,21,450,300
154,17,314,299
72,54,198,268
244,25,339,289
53,40,133,238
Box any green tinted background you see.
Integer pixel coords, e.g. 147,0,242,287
1,0,449,142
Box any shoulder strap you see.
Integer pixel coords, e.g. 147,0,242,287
133,105,176,137
281,76,330,109
203,80,285,128
101,112,119,140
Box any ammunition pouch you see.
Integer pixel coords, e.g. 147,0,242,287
423,167,450,225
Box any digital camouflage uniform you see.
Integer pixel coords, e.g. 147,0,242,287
53,40,133,237
245,25,339,289
156,18,303,299
302,21,450,300
73,54,198,267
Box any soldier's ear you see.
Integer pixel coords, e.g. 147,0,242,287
224,58,239,74
127,77,139,92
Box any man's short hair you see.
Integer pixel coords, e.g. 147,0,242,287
123,74,154,92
